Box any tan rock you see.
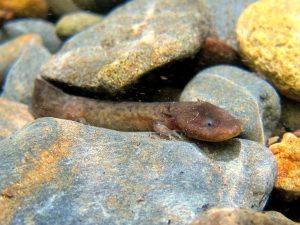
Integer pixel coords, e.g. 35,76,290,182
0,0,48,18
0,98,34,140
236,0,300,102
270,133,300,199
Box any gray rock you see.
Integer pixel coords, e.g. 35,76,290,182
0,118,276,224
205,0,256,49
0,97,34,140
55,11,103,39
3,19,61,53
1,43,50,105
281,97,300,131
41,0,211,93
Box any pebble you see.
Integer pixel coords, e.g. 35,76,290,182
180,65,281,143
55,12,103,39
0,98,34,140
0,117,276,224
73,0,127,14
0,34,43,85
190,208,298,225
41,0,212,94
3,18,62,53
0,0,48,18
270,133,300,200
236,0,300,102
1,43,50,105
281,97,300,131
205,0,256,49
45,0,79,16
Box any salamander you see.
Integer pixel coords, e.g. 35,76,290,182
31,78,243,142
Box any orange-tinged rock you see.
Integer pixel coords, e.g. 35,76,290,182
0,98,34,140
0,0,48,18
236,0,300,102
270,133,300,199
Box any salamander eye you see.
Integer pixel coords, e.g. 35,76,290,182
207,120,213,128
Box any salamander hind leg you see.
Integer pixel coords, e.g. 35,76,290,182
153,121,183,140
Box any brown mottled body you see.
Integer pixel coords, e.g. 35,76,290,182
31,79,243,142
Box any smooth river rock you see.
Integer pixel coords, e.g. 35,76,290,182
180,66,281,143
0,118,276,225
1,43,51,105
41,0,211,94
0,98,34,140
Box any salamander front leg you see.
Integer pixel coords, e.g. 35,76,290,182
153,121,183,140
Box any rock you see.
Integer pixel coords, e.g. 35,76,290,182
205,0,256,49
180,65,281,143
0,118,276,224
1,43,50,105
4,19,61,53
270,133,300,200
0,0,48,18
281,98,300,131
0,34,43,85
45,0,79,16
190,208,298,225
41,0,212,94
73,0,127,14
55,12,103,39
236,0,300,102
0,98,34,140
0,9,14,27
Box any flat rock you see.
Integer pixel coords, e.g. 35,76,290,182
270,133,300,200
4,19,61,53
237,0,300,102
1,43,50,105
45,0,79,16
190,208,298,225
0,34,43,85
0,118,276,224
180,66,278,143
281,98,300,131
0,0,48,18
41,0,211,93
0,98,34,140
55,12,103,39
205,0,256,49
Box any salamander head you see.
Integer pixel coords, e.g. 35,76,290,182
173,102,243,142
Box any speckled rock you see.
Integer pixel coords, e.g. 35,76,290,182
0,34,43,85
0,117,276,225
205,0,255,49
270,133,300,200
41,0,211,94
0,98,34,140
4,19,61,53
1,43,50,105
190,208,298,225
180,66,281,143
281,98,300,131
237,0,300,102
0,0,48,18
45,0,79,16
73,0,127,14
55,12,103,39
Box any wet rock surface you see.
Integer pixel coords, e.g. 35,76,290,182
180,66,281,143
0,98,34,140
3,18,61,53
0,118,276,224
0,34,42,85
1,43,50,104
270,133,300,200
237,0,300,102
41,0,211,94
190,208,298,225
